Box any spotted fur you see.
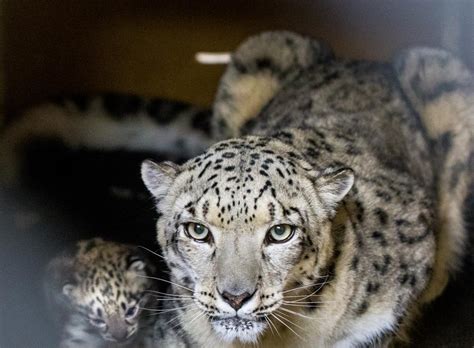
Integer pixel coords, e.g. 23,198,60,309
44,238,157,348
393,48,474,301
0,93,212,186
142,31,473,347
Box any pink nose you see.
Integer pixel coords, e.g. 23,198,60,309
221,291,252,310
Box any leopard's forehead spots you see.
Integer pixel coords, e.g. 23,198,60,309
73,240,150,314
176,136,312,229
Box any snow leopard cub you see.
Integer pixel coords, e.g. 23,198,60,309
44,238,158,348
142,32,473,347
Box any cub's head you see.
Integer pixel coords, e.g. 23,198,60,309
142,136,353,343
62,239,153,343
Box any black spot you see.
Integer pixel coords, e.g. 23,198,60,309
256,57,273,70
356,301,369,315
191,110,212,135
198,161,212,178
438,131,452,153
371,231,388,247
146,98,188,124
276,168,285,178
222,152,236,159
374,208,388,225
375,190,392,202
366,282,380,294
373,255,391,275
103,93,142,119
207,174,218,182
399,273,409,285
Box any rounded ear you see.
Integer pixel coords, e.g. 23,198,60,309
128,259,146,273
314,167,354,213
127,251,148,276
141,160,179,201
62,283,75,298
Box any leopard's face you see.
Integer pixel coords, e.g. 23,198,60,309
63,239,153,343
142,137,354,343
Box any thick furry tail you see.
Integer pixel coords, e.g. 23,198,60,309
212,31,333,139
0,94,212,186
393,48,474,302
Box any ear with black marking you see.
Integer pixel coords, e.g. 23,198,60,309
314,168,354,213
126,253,149,281
141,160,179,200
62,283,75,298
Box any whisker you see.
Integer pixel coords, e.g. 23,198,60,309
270,313,306,342
162,307,198,327
282,300,334,305
263,316,275,337
135,274,193,292
169,308,203,331
139,303,195,313
280,303,326,309
282,278,331,294
187,311,207,327
266,315,281,338
138,245,166,260
284,293,324,298
278,307,319,320
284,281,328,302
145,289,194,298
153,298,195,302
274,311,308,332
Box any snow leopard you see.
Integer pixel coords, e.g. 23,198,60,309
44,238,158,348
141,31,473,347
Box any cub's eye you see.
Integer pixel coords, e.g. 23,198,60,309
125,305,138,319
89,318,106,327
266,224,295,243
184,223,211,242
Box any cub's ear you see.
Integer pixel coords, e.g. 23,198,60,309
62,283,75,298
314,167,354,212
141,160,179,200
128,258,146,273
126,253,148,281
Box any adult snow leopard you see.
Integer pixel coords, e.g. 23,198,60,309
141,31,473,347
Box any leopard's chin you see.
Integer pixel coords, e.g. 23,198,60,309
211,317,267,343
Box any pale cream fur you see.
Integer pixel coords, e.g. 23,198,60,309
421,91,474,302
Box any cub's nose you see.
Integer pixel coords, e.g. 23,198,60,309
220,291,252,310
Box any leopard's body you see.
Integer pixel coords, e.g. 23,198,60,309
44,238,158,348
5,31,472,347
141,32,473,347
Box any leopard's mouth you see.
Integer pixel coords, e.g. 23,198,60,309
210,316,267,343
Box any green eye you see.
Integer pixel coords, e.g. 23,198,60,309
185,223,211,242
267,224,295,243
